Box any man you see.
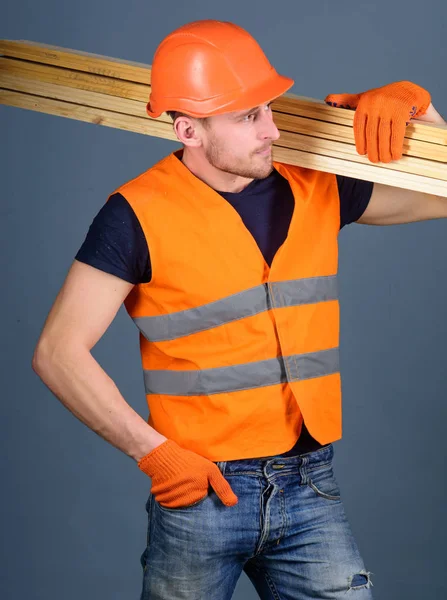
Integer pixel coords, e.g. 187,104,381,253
32,19,446,600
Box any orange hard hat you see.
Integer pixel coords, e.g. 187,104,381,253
147,20,294,118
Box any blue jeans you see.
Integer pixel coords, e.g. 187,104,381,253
140,444,373,599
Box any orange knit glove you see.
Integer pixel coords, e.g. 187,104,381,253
325,81,431,163
138,439,239,509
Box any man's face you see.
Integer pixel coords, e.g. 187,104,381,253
199,102,281,180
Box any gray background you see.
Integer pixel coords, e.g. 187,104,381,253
1,1,446,598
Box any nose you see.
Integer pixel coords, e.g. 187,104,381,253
258,108,280,141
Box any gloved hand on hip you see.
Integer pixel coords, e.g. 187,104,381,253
325,81,431,163
138,439,239,509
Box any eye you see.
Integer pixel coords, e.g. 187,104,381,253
242,103,272,122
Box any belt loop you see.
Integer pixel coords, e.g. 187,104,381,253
299,455,308,486
216,461,227,476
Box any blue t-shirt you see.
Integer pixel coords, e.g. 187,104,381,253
75,165,373,456
76,167,373,283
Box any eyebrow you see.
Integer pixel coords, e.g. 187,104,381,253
232,101,274,120
240,107,257,116
232,106,261,120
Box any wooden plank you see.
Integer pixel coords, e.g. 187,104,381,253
273,94,356,125
2,88,446,197
273,112,447,163
0,71,150,118
3,72,446,182
0,88,177,140
0,57,150,102
276,130,447,181
2,40,446,147
2,57,445,165
273,93,447,147
0,39,152,84
272,146,447,197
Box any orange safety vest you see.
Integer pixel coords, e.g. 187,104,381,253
115,151,341,461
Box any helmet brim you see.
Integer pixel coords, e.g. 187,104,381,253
147,72,294,119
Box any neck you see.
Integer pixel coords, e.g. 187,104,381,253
181,147,254,193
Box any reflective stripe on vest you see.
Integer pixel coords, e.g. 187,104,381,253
143,347,339,396
133,275,338,342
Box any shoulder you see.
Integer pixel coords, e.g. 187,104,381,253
337,175,374,228
75,193,151,284
274,162,337,186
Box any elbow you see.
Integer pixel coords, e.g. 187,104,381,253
32,335,88,379
32,335,70,379
32,336,54,378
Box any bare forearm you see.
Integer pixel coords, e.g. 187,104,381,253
32,340,166,462
414,102,446,125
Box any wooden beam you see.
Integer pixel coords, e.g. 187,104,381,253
0,39,152,84
0,71,152,120
2,57,445,163
1,42,445,147
273,146,447,197
1,39,446,196
3,87,446,197
273,112,446,163
0,57,149,102
0,88,177,141
273,93,447,146
276,130,447,181
2,71,445,181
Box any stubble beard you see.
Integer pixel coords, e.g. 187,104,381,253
205,137,273,180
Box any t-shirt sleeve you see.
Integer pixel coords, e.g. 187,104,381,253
75,193,151,284
337,175,374,229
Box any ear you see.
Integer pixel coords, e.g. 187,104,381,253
174,116,204,148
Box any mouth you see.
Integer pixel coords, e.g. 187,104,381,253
256,146,272,156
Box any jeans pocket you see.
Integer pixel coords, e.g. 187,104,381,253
155,492,210,512
141,492,155,570
307,463,341,501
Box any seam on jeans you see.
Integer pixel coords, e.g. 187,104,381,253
306,460,332,473
261,483,272,557
293,443,333,460
261,567,282,600
308,480,341,501
278,483,287,543
224,470,262,476
146,493,154,550
253,478,270,557
142,492,155,574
